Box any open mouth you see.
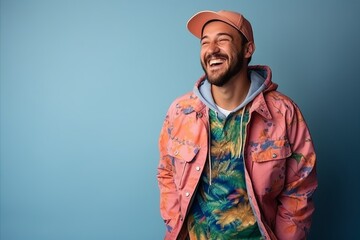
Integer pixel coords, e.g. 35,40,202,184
209,59,224,67
209,59,225,67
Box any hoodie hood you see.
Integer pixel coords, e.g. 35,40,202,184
193,65,277,119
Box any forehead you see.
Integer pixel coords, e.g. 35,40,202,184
201,20,239,38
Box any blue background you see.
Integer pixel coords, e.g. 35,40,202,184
1,0,360,239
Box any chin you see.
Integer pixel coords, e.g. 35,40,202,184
207,76,228,87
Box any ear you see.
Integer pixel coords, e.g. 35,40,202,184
244,42,255,58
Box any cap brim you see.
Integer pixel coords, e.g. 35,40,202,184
187,11,237,39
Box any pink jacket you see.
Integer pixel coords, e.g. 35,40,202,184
157,66,317,240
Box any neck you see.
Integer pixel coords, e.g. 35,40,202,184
211,68,250,111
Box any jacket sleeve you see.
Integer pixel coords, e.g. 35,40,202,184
275,103,318,240
157,108,180,234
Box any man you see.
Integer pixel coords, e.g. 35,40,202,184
157,10,317,240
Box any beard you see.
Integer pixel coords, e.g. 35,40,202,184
201,49,245,87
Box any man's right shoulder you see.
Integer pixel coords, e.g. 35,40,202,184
169,91,197,107
166,91,203,116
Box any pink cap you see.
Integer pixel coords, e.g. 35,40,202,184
187,10,255,45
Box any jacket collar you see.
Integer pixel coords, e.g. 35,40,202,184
250,92,272,120
188,92,272,120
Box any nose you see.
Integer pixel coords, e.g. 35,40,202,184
207,41,220,54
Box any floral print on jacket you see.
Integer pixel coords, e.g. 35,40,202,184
157,65,317,240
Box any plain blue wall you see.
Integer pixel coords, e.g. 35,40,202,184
1,0,360,239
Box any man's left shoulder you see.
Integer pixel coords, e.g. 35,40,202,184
265,90,295,105
263,90,304,119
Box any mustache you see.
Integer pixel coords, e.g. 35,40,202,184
204,53,228,62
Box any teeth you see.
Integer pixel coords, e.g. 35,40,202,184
209,59,224,66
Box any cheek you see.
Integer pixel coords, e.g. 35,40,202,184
229,48,242,62
200,50,207,63
200,48,206,58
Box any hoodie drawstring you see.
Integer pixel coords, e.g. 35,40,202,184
208,122,212,186
238,105,247,158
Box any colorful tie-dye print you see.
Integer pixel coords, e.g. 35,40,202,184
188,109,262,240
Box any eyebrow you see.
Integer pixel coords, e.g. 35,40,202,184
201,32,234,41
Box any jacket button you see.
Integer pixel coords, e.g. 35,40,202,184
272,153,277,158
196,166,200,171
185,192,190,197
174,150,179,156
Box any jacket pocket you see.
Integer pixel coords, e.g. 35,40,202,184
168,139,199,188
250,139,292,162
248,139,292,197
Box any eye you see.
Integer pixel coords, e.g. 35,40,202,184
218,37,230,43
201,40,209,46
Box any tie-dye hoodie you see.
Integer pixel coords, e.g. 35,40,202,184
157,65,317,240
